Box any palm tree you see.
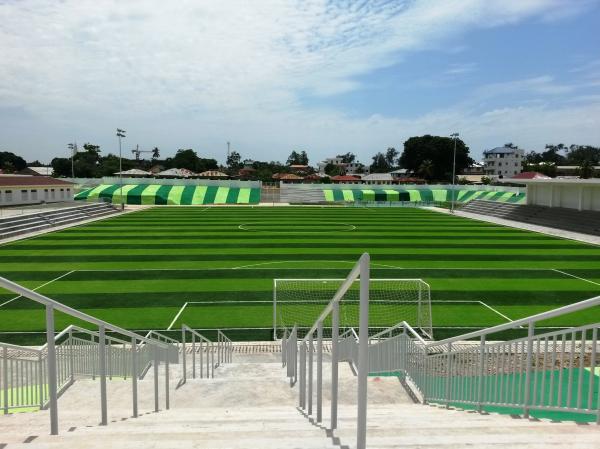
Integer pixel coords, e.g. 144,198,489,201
151,147,160,159
579,159,594,179
418,159,434,180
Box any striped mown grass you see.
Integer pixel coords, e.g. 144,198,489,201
0,206,598,342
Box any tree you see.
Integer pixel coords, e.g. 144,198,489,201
151,147,160,159
400,135,472,182
227,151,242,170
579,159,595,179
504,143,519,149
51,157,72,177
541,144,567,165
324,163,344,176
0,151,27,172
172,149,201,171
336,152,356,164
370,152,389,173
418,159,434,180
385,147,399,168
566,145,600,166
287,150,308,165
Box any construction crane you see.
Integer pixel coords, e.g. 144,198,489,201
131,145,160,160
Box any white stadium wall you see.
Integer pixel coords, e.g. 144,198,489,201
526,180,600,212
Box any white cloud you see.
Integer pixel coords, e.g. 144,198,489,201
0,0,598,162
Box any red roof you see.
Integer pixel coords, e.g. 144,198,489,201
279,173,304,180
330,175,360,181
511,171,551,180
0,176,74,187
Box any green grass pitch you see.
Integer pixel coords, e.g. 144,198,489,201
0,206,599,342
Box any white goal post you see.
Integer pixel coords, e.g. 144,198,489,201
273,278,433,340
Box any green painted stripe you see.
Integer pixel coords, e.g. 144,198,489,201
111,185,138,204
155,185,173,205
384,190,400,201
180,185,196,205
203,186,219,204
406,190,421,202
324,190,334,202
97,184,122,201
191,185,208,205
248,188,261,204
214,187,230,204
74,188,94,200
140,185,161,205
432,190,447,202
85,184,112,200
361,189,375,201
226,187,240,204
237,188,251,204
342,190,355,201
167,185,185,205
125,184,149,205
332,190,345,201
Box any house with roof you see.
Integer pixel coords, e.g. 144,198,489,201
483,146,524,178
0,175,75,206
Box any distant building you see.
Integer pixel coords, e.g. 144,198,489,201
330,175,361,184
483,147,524,178
18,166,53,176
360,173,394,185
317,157,369,176
0,175,74,206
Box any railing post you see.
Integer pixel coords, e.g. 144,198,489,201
282,329,287,367
331,300,340,430
299,341,306,409
308,332,313,415
523,322,535,419
200,338,203,379
154,344,159,412
98,325,108,426
68,328,74,382
131,337,138,418
445,342,453,409
211,342,214,378
165,345,170,410
38,352,44,410
477,335,486,413
3,346,8,414
356,253,370,449
181,327,187,385
192,332,196,379
45,304,59,435
317,321,323,423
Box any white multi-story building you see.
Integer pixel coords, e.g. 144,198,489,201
317,157,369,176
483,147,524,178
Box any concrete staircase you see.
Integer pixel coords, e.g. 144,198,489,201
0,203,119,239
460,199,600,236
1,352,598,449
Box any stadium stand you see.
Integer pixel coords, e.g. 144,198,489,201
75,184,261,205
280,184,526,204
460,199,600,236
0,202,119,239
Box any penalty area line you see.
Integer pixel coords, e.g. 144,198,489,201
477,300,520,327
552,269,600,287
0,270,76,308
167,301,188,330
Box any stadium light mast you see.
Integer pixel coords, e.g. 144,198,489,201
450,132,459,213
116,129,126,210
67,142,77,178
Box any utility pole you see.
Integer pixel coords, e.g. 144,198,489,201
116,129,126,210
450,133,459,213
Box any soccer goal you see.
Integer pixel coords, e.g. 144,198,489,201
273,278,433,340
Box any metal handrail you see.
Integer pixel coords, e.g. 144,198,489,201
0,276,172,435
0,277,169,349
180,325,215,384
426,295,600,349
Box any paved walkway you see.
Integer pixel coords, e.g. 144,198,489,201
426,206,600,246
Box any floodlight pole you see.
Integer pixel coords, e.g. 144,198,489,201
68,143,77,179
450,133,459,213
116,129,126,210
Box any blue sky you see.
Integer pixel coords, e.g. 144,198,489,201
1,0,599,165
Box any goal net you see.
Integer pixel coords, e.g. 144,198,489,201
273,278,433,340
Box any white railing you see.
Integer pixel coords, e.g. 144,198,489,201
0,276,176,435
180,325,215,383
369,296,600,423
282,253,370,449
217,330,233,367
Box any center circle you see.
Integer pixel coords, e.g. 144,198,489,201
238,222,356,233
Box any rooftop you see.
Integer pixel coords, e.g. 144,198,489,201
0,176,74,187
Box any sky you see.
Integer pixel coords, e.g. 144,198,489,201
1,0,599,166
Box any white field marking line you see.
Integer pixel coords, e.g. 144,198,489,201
238,222,356,232
0,270,76,308
231,261,400,270
167,301,188,330
477,300,515,324
552,269,600,287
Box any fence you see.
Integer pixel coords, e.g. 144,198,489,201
180,326,233,385
0,277,176,435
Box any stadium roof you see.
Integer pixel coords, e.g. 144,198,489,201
114,169,152,176
0,175,73,187
511,171,551,180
